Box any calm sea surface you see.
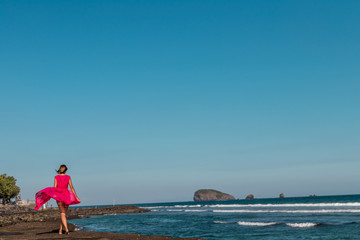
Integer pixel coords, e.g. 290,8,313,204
69,194,360,239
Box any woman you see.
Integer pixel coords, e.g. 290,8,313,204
35,164,80,235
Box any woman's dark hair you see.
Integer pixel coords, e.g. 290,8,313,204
56,164,68,174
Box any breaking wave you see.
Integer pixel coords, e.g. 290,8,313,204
213,209,360,213
286,223,319,228
237,221,278,226
205,202,360,208
214,221,231,224
184,210,207,212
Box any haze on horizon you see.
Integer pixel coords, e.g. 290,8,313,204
1,0,359,205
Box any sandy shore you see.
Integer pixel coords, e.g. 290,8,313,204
0,205,205,240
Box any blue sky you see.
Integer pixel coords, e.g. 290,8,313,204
1,0,359,205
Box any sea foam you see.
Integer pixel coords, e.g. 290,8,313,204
205,202,360,208
184,210,207,212
237,221,278,226
214,221,231,224
286,223,318,228
213,209,360,213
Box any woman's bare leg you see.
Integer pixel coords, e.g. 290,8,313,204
57,201,63,234
57,201,69,234
63,204,69,234
64,204,69,231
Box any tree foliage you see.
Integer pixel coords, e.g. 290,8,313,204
0,174,20,205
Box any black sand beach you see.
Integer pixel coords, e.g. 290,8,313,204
0,205,204,240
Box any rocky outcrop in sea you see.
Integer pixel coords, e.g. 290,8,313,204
245,194,254,200
193,189,235,201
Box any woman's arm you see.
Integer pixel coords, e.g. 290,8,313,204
54,177,57,187
69,177,80,202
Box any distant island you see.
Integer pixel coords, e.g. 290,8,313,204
245,194,254,200
194,189,235,201
193,190,324,201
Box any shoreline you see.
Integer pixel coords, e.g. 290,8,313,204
0,205,150,227
0,205,205,240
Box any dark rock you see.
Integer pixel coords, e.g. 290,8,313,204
245,194,254,200
193,189,235,202
279,193,285,198
0,205,149,227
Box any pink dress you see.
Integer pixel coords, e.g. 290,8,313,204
35,175,80,210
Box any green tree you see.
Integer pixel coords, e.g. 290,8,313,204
0,174,20,205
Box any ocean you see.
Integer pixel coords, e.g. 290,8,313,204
69,194,360,239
